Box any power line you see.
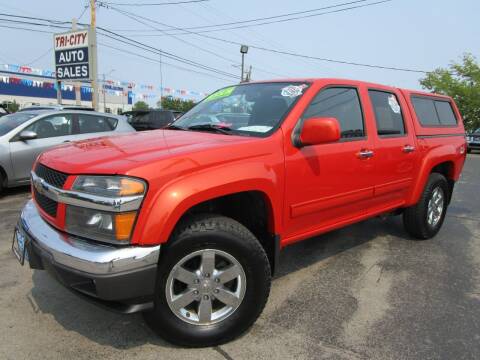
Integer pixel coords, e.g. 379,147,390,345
23,47,53,66
0,10,431,74
99,42,233,82
103,5,429,74
0,12,238,80
109,6,240,65
107,0,393,35
96,27,238,78
101,0,209,6
154,0,374,31
0,23,55,34
78,2,90,21
0,12,80,26
178,2,292,78
0,17,71,30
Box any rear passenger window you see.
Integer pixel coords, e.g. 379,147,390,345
368,90,405,136
303,87,364,139
77,114,117,134
411,97,457,127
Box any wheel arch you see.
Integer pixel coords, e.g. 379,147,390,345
0,164,7,188
407,151,457,205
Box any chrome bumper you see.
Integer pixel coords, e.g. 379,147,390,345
20,200,160,275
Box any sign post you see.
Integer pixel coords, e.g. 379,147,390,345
53,28,91,105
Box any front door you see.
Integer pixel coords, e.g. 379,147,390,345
283,86,376,243
9,113,74,181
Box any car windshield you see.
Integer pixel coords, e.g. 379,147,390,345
474,128,480,133
172,82,310,136
0,113,36,136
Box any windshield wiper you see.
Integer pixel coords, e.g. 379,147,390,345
187,124,233,135
164,124,186,130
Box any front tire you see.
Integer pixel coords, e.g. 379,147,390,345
144,214,271,347
403,173,450,239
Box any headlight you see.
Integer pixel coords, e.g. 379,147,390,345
66,176,147,244
66,206,137,244
72,176,146,197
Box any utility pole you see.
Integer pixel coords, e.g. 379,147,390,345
245,65,252,82
240,45,248,83
159,52,163,109
102,73,106,112
56,81,62,105
90,0,99,111
72,18,82,105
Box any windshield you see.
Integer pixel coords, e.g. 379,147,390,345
474,128,480,133
173,82,310,136
0,113,36,136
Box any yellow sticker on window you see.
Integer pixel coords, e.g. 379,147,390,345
204,86,236,102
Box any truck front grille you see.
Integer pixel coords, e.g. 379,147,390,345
34,163,68,189
33,187,58,217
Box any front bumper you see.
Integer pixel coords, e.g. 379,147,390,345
18,200,160,313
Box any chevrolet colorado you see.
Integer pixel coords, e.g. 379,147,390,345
13,79,467,347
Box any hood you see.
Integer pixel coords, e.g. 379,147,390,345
38,129,261,175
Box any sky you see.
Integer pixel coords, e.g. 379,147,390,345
0,0,479,104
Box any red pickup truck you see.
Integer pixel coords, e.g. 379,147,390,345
13,79,466,347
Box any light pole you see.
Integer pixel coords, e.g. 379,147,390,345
102,69,115,113
240,45,248,83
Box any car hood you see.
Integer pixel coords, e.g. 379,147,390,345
38,129,264,175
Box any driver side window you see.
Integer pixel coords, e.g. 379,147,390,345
24,114,73,139
303,87,365,139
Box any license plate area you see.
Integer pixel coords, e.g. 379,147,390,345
12,227,29,265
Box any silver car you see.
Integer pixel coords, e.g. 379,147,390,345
0,110,135,193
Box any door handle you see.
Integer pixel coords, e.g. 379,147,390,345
402,145,415,153
63,140,71,143
357,149,374,159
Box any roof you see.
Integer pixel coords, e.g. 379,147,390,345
246,77,449,100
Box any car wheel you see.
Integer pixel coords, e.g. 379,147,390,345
0,172,4,194
403,173,449,240
144,214,271,347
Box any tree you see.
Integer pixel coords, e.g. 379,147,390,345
158,96,196,112
420,53,480,131
132,101,150,111
2,100,20,113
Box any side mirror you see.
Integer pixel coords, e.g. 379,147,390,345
18,130,38,141
296,117,341,147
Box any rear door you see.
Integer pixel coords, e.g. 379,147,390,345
9,113,74,181
365,87,418,210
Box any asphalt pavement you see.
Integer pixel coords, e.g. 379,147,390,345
1,154,479,360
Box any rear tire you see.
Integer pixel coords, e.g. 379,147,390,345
403,173,449,240
0,172,4,194
144,214,271,347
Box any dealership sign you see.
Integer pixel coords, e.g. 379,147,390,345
54,30,91,81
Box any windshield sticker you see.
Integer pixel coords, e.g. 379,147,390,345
388,95,401,114
204,86,236,102
237,125,273,133
281,84,307,98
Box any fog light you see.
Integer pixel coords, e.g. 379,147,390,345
66,205,137,244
